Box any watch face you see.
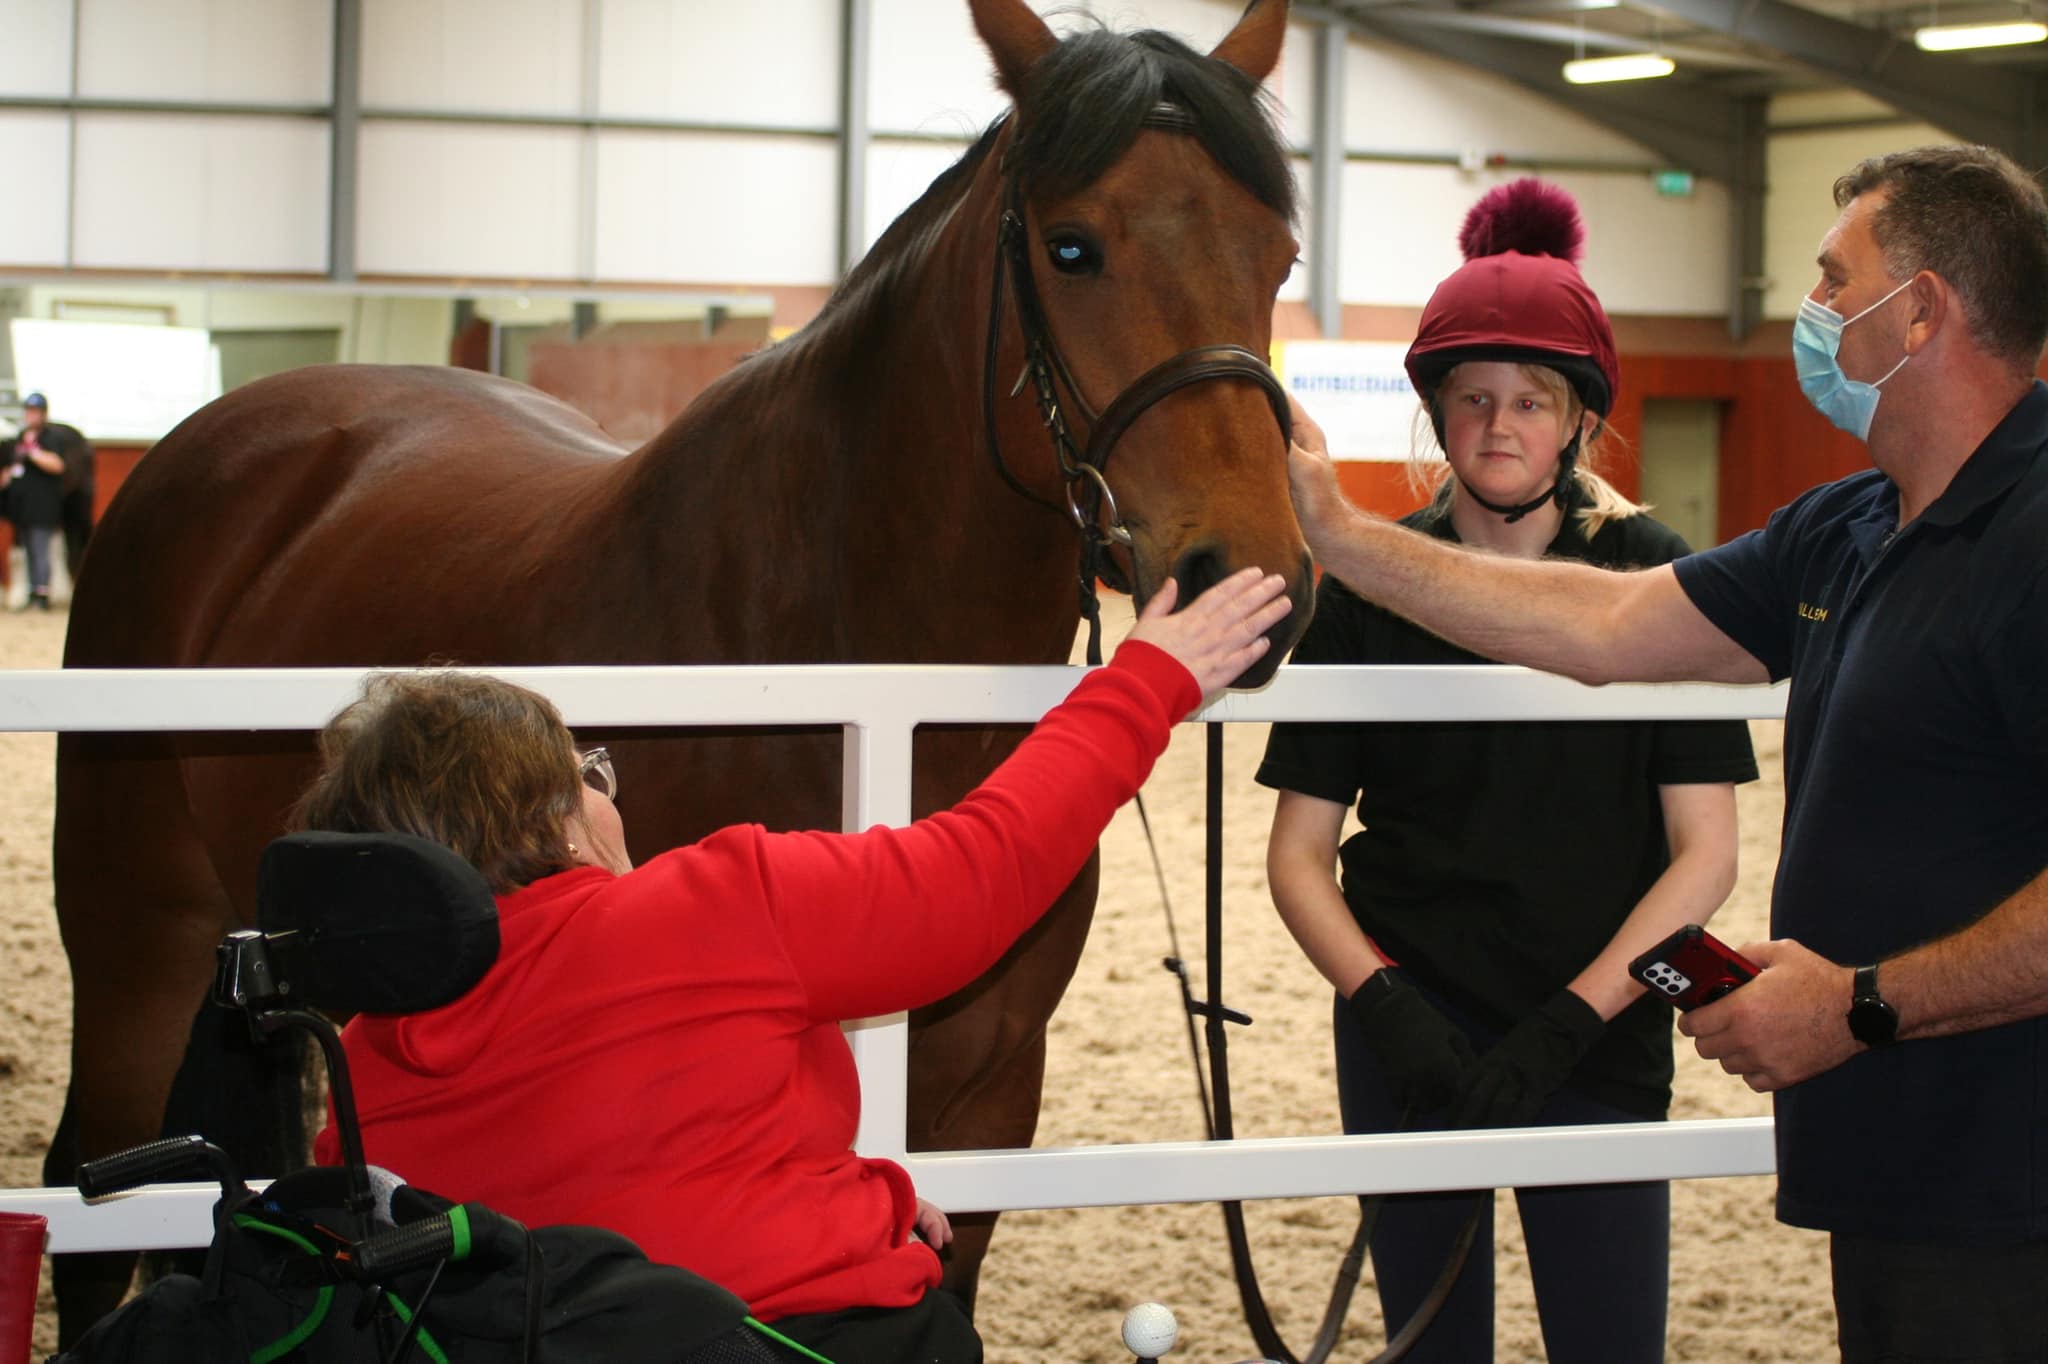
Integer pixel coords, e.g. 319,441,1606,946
1850,996,1899,1046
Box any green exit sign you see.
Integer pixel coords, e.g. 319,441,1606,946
1654,169,1696,197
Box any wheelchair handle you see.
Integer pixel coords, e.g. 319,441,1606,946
77,1134,243,1201
355,1202,528,1280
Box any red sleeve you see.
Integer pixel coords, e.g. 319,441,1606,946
760,641,1197,1021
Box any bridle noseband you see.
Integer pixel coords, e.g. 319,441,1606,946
980,107,1292,627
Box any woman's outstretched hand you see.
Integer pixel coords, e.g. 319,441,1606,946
1124,567,1292,712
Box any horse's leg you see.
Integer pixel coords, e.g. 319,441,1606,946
907,856,1099,1315
46,733,239,1345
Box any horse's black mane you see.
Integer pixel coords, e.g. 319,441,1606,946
1008,25,1295,221
800,22,1294,340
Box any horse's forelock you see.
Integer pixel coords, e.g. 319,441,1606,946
1009,26,1295,222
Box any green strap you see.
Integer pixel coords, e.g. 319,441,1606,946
447,1204,472,1262
744,1316,837,1363
229,1214,334,1364
382,1291,453,1364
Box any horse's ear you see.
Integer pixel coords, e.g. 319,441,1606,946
969,0,1057,99
1210,0,1289,83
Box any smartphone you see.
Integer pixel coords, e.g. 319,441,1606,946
1629,924,1759,1010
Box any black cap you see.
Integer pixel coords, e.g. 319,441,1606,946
21,393,46,409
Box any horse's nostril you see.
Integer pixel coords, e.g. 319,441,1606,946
1171,546,1228,608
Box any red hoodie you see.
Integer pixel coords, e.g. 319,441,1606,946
315,641,1196,1320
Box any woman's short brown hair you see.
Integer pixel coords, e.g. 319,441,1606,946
291,671,583,893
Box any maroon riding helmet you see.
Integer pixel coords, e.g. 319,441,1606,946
1404,179,1620,521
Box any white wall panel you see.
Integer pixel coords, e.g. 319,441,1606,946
863,139,969,258
1338,162,1726,315
1763,122,1949,319
0,114,71,265
1558,172,1730,315
0,0,75,98
1339,162,1468,307
597,0,840,129
1275,19,1315,151
871,1,1300,142
362,0,584,116
72,114,328,272
870,0,1008,138
1344,37,1652,162
79,0,330,104
358,122,580,277
593,132,836,285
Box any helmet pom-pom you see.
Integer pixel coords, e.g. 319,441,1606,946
1458,178,1586,265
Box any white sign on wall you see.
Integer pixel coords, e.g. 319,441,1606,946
11,318,222,442
1277,340,1436,464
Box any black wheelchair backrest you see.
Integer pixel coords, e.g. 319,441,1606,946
257,830,500,1016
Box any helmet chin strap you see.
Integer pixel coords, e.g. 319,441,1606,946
1454,429,1583,525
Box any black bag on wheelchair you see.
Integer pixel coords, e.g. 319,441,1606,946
55,1163,771,1364
55,832,797,1364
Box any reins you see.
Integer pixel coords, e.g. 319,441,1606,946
1165,725,1480,1364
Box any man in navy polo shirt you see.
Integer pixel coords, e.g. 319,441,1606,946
1283,143,2048,1362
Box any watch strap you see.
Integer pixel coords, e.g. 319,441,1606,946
1849,962,1900,1047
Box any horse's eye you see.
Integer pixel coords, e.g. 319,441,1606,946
1045,234,1102,276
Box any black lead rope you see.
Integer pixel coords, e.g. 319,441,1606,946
1149,723,1479,1364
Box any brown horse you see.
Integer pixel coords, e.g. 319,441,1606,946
46,0,1311,1342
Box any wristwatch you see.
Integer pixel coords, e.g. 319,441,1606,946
1847,963,1899,1048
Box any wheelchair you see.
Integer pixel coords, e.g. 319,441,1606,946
55,831,800,1364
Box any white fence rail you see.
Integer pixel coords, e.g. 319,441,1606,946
0,663,1786,1253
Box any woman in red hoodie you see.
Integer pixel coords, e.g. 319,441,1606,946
300,568,1288,1364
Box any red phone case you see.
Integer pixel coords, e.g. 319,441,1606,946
1628,924,1759,1010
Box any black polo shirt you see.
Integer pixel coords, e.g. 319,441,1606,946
1259,498,1758,1118
1675,381,2048,1245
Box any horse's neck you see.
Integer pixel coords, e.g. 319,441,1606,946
605,177,1085,667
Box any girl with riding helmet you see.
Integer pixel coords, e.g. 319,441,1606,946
1256,179,1757,1361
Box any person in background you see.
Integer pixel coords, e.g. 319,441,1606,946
32,393,97,582
0,392,81,610
1285,145,2048,1364
298,568,1291,1364
1258,179,1756,1363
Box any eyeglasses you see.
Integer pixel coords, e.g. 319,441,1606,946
577,747,616,800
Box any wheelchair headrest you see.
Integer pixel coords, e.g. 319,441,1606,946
257,831,500,1016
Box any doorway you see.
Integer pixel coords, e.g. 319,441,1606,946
1638,398,1723,551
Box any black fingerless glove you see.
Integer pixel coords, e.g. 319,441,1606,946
1449,988,1606,1130
1345,968,1475,1120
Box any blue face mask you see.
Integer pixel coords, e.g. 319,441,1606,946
1792,279,1912,440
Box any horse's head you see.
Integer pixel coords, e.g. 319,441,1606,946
973,0,1312,686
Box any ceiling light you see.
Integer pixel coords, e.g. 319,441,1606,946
1913,19,2048,48
1561,52,1677,82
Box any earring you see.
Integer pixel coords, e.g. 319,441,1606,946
566,842,580,858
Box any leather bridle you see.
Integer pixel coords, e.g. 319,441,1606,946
979,107,1291,657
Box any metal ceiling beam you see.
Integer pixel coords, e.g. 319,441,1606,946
1634,0,2035,156
1385,7,1789,72
1348,12,1742,179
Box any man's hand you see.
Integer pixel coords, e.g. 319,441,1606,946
1679,938,1860,1091
1285,396,1351,545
